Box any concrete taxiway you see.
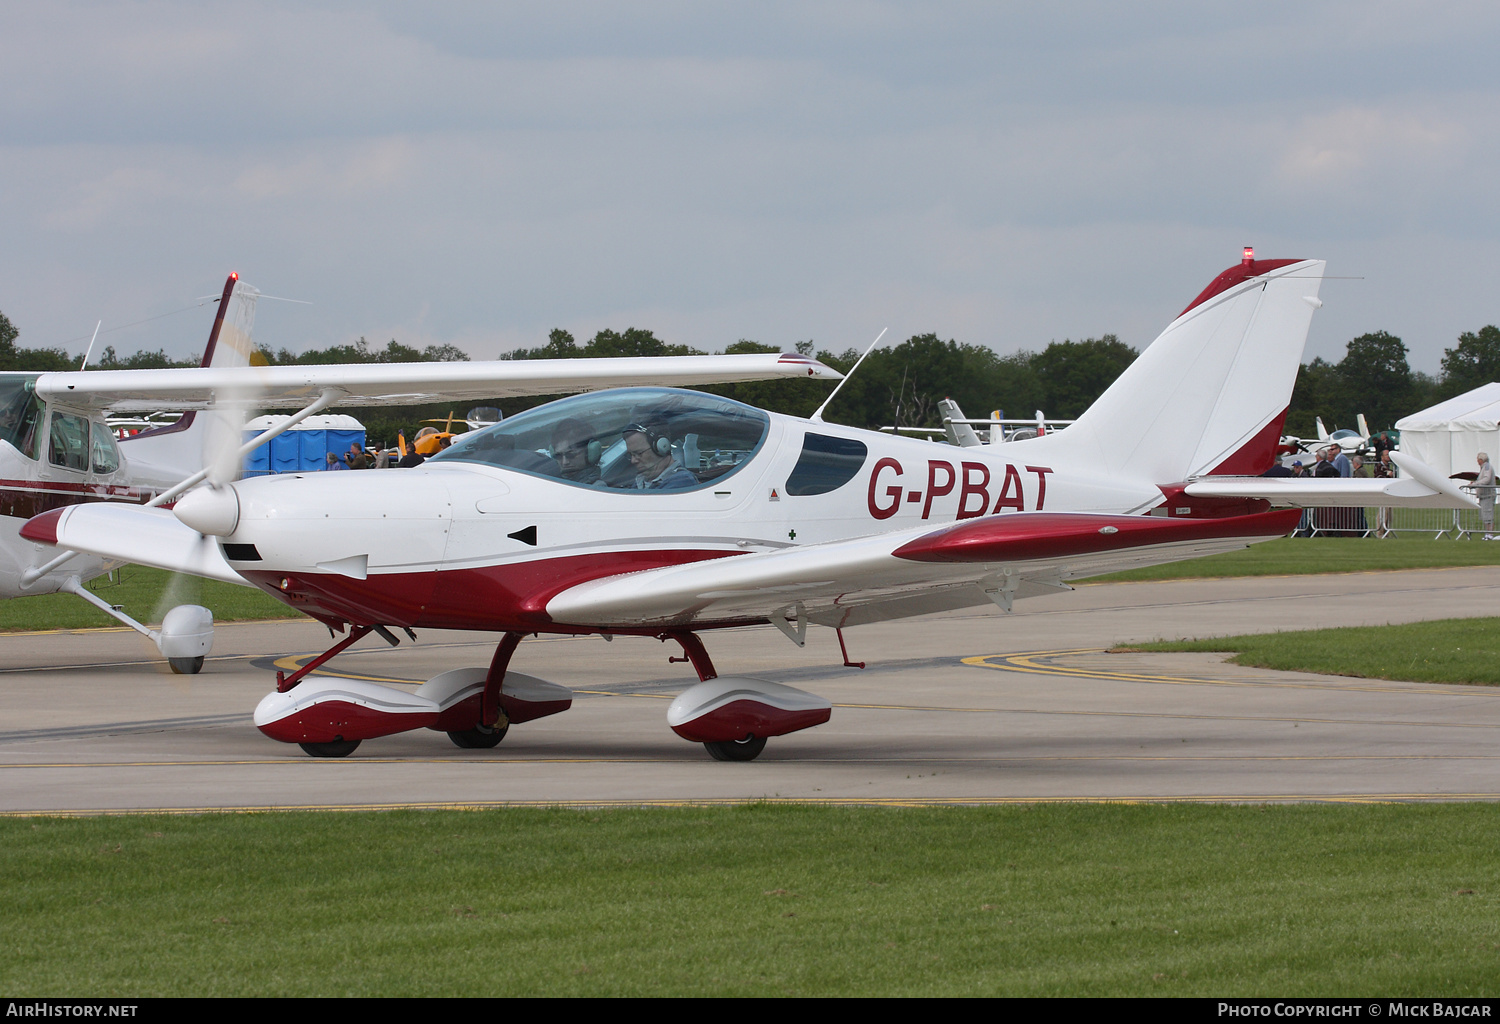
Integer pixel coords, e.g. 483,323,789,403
2,566,1500,813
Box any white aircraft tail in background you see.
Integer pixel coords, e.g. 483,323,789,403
117,273,259,491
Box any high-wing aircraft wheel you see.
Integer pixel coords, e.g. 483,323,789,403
299,739,361,758
447,723,508,749
704,735,767,762
168,656,205,675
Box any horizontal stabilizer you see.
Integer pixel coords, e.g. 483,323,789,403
1188,452,1478,509
1184,477,1476,509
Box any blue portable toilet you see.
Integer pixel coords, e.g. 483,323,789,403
242,414,367,477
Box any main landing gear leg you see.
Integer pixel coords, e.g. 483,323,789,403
665,631,767,762
447,632,521,750
274,625,379,757
667,630,717,682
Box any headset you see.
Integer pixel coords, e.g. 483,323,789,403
624,423,672,457
552,419,603,465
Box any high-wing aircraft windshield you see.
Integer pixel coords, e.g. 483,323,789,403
0,375,44,459
430,386,771,491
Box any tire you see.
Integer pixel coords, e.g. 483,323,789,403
448,722,508,749
299,739,361,758
704,735,767,762
168,656,205,675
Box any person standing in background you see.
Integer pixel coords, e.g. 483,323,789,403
1477,452,1496,540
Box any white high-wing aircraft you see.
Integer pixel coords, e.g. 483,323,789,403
0,274,841,670
1281,414,1373,459
25,254,1476,761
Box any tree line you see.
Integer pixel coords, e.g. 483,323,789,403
6,305,1500,444
1288,326,1500,437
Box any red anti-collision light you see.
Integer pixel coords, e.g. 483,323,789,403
1242,246,1254,264
230,272,239,281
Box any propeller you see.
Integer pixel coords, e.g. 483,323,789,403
141,277,267,675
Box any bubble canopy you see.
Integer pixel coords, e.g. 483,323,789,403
429,387,772,491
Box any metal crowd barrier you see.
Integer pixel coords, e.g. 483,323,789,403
1297,485,1492,539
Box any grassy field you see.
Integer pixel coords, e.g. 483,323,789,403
1128,617,1500,685
0,565,302,632
3,804,1497,997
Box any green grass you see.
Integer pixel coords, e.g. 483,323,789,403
1095,533,1500,583
1130,617,1500,685
3,804,1499,996
0,565,302,632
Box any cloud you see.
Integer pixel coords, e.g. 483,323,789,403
1,2,1499,376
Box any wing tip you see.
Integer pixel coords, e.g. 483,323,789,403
20,508,64,545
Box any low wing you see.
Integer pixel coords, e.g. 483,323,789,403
21,504,247,586
35,353,839,411
545,509,1302,631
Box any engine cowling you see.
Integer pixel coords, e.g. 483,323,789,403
666,677,831,743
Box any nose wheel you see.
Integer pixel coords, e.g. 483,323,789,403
704,735,767,762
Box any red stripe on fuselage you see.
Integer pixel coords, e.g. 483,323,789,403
239,548,741,631
0,480,156,522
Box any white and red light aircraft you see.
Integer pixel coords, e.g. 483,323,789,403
24,253,1476,760
0,274,841,670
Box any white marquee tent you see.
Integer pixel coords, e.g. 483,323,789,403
1395,383,1500,477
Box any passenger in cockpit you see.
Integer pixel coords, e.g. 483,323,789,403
622,423,698,490
551,417,601,485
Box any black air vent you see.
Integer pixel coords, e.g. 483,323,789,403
222,543,262,561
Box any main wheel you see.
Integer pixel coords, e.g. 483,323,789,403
299,738,361,758
704,735,767,762
168,656,205,675
448,722,509,749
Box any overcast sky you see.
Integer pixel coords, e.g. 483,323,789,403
2,2,1497,374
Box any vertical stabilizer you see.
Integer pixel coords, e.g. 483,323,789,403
119,273,261,482
939,398,982,447
1042,258,1324,484
200,272,259,370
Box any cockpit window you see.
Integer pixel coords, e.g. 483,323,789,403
430,387,771,492
91,421,120,475
785,432,868,495
48,412,90,472
0,375,44,460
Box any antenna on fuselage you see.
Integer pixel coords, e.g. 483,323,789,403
809,327,887,424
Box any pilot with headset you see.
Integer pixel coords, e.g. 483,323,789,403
551,417,602,485
622,422,697,490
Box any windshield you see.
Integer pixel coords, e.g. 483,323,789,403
431,387,770,491
0,375,44,460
